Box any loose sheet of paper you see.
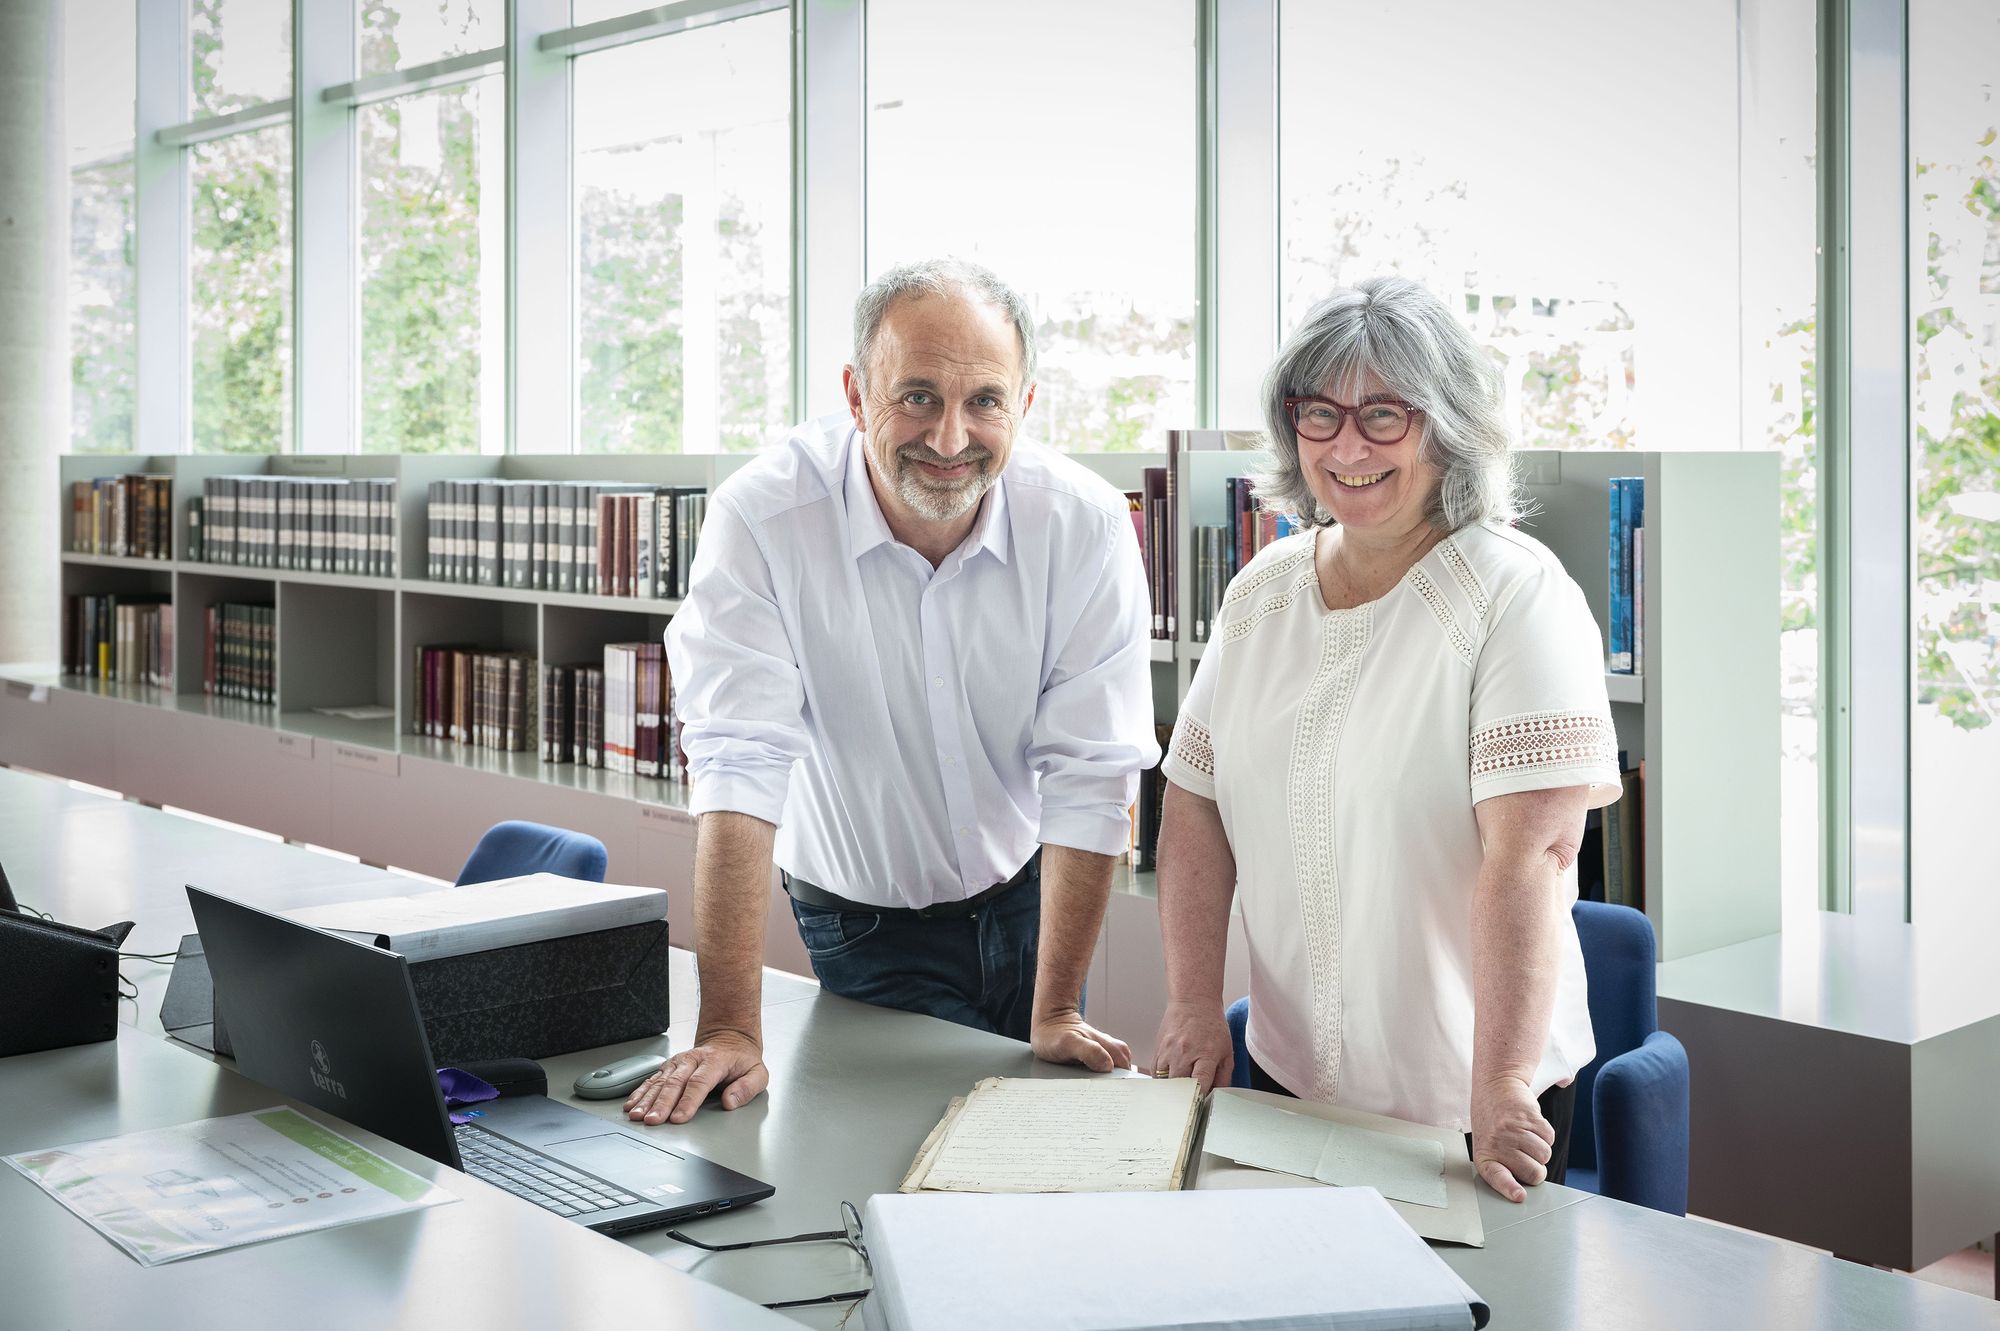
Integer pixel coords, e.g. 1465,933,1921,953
1203,1092,1447,1208
1312,1126,1446,1208
917,1077,1198,1193
4,1107,452,1266
1202,1089,1331,1178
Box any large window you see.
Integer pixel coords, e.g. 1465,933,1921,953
67,0,137,454
189,7,293,453
191,0,290,117
357,8,504,454
866,0,1199,453
356,82,504,455
573,10,792,454
1909,0,2000,914
358,0,502,77
1282,0,1822,910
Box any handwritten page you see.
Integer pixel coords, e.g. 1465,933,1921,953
912,1077,1200,1194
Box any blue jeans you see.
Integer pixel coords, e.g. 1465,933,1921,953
787,858,1043,1040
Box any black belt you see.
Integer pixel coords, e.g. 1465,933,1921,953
783,855,1038,921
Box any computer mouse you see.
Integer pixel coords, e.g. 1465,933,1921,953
572,1053,669,1100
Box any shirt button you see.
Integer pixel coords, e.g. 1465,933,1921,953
932,676,944,688
958,826,970,837
944,756,957,767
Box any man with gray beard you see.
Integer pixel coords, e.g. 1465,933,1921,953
623,260,1159,1127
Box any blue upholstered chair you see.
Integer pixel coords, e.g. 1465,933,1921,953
1224,995,1253,1089
1219,901,1689,1214
456,820,609,887
1568,899,1689,1214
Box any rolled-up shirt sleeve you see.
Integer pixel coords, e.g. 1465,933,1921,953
1028,518,1162,856
665,493,810,827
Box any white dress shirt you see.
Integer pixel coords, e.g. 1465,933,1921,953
1161,523,1616,1130
665,414,1159,909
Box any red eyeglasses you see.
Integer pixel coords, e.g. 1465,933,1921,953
1284,395,1423,445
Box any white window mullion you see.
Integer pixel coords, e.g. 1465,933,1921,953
798,0,865,421
133,0,188,454
510,0,573,455
1821,0,1911,920
295,0,357,455
1210,0,1277,428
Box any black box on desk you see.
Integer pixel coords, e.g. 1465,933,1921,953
208,920,670,1063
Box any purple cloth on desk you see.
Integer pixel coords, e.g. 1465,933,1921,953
438,1067,500,1124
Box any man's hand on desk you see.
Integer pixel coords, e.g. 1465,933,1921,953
623,1030,769,1125
1030,1008,1134,1074
1147,999,1236,1093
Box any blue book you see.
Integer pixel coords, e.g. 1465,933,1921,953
1620,477,1645,673
1607,478,1629,672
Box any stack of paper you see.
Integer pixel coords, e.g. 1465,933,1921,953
280,873,665,962
860,1188,1489,1331
901,1076,1202,1194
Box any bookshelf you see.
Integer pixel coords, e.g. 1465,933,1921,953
4,443,1779,1069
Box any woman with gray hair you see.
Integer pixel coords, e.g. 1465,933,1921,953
1149,276,1621,1202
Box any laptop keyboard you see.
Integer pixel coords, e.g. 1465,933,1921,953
454,1125,641,1218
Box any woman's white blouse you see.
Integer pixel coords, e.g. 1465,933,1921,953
1161,522,1620,1131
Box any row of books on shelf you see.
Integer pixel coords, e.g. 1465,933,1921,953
411,643,687,782
1129,725,1175,870
1607,476,1646,674
70,475,174,561
192,477,399,577
552,645,685,778
1129,468,1298,644
423,481,708,599
1191,478,1301,642
203,602,276,704
1579,760,1646,910
412,647,537,753
63,594,172,686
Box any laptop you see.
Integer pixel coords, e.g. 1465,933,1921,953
187,885,774,1235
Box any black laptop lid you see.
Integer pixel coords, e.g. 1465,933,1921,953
187,886,459,1170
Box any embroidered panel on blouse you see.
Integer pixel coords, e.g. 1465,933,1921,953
1470,709,1620,780
1171,716,1215,778
1222,545,1312,610
1439,536,1491,621
1288,605,1371,1103
1223,559,1319,645
1409,567,1476,668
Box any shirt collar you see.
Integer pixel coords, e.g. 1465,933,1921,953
843,428,1013,568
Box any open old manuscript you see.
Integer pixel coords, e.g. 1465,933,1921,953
900,1076,1202,1194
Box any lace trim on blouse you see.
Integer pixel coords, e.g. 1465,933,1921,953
1223,560,1319,645
1470,710,1619,781
1410,567,1476,668
1170,716,1215,779
1289,606,1371,1103
1439,536,1490,621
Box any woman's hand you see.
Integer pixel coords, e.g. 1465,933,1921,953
1149,999,1237,1092
1471,1073,1554,1202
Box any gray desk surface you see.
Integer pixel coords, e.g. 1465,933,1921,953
6,767,1999,1329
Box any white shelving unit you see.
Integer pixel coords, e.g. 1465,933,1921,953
5,443,1780,1067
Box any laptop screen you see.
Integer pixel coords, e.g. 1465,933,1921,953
186,886,460,1169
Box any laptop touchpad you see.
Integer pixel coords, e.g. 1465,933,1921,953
549,1133,690,1196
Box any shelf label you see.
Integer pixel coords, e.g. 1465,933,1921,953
275,733,315,761
638,805,695,831
3,681,49,703
332,744,398,776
